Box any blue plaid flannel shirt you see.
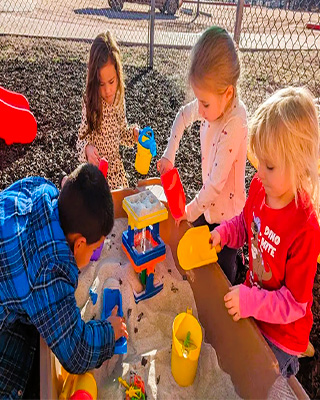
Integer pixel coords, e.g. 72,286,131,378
0,177,115,399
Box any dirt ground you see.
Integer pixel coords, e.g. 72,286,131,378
0,36,320,399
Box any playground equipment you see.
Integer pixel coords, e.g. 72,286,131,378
0,86,37,145
171,308,202,387
118,374,146,400
122,189,168,303
135,127,157,175
101,286,127,354
59,372,97,400
177,225,220,270
160,167,186,220
40,178,310,400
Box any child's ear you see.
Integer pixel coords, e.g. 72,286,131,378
67,233,87,255
225,85,234,103
73,235,87,257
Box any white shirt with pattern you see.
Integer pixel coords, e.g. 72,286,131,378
163,96,248,224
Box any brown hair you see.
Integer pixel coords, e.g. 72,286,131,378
189,26,240,96
82,31,125,138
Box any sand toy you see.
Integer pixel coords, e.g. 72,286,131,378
135,127,157,175
122,189,168,302
177,225,220,270
171,308,202,386
118,375,146,400
101,282,127,354
160,167,186,219
59,372,97,400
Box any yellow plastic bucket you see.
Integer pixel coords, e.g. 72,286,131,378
135,127,157,175
171,308,202,386
59,372,97,400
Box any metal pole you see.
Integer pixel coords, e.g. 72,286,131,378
149,0,156,68
234,0,245,45
196,0,200,17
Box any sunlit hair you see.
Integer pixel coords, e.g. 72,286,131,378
249,86,320,213
81,31,125,138
189,26,240,97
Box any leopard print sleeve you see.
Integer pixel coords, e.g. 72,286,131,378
76,100,90,163
119,99,135,147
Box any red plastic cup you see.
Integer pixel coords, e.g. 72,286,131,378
99,158,108,178
161,167,186,219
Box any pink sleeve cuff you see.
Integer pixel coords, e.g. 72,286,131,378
215,212,247,249
239,284,307,323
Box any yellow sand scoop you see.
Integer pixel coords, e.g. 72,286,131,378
177,225,221,270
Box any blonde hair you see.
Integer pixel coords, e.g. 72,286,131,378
249,86,320,212
189,26,240,96
82,31,125,138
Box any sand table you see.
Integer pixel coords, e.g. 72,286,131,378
75,218,241,400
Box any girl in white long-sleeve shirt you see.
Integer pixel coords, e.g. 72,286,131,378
158,26,248,283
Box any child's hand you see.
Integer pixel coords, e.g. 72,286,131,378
133,126,140,142
107,305,129,341
224,286,241,322
86,144,100,167
210,229,221,248
157,157,173,175
175,210,187,226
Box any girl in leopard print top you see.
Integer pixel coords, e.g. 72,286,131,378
77,31,139,190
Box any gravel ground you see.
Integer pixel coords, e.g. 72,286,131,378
0,36,319,399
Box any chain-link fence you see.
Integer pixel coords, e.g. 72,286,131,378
0,0,319,110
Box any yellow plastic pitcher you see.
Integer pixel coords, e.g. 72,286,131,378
171,308,202,386
59,372,97,400
135,127,157,175
177,225,220,270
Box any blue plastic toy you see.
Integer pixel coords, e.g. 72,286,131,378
89,288,98,305
101,288,127,354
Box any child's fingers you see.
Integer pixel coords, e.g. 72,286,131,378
122,323,129,339
227,306,236,315
233,312,241,322
111,305,118,316
175,218,181,227
224,291,233,302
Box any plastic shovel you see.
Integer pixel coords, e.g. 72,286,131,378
177,225,220,270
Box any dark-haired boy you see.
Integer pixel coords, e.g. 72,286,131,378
0,163,128,399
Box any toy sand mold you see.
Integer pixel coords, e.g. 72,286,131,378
40,178,308,400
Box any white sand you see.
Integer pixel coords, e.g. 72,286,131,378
75,218,241,400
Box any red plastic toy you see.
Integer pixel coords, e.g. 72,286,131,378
160,167,186,220
98,158,108,178
0,86,37,145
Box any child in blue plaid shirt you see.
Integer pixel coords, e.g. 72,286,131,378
0,163,128,399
